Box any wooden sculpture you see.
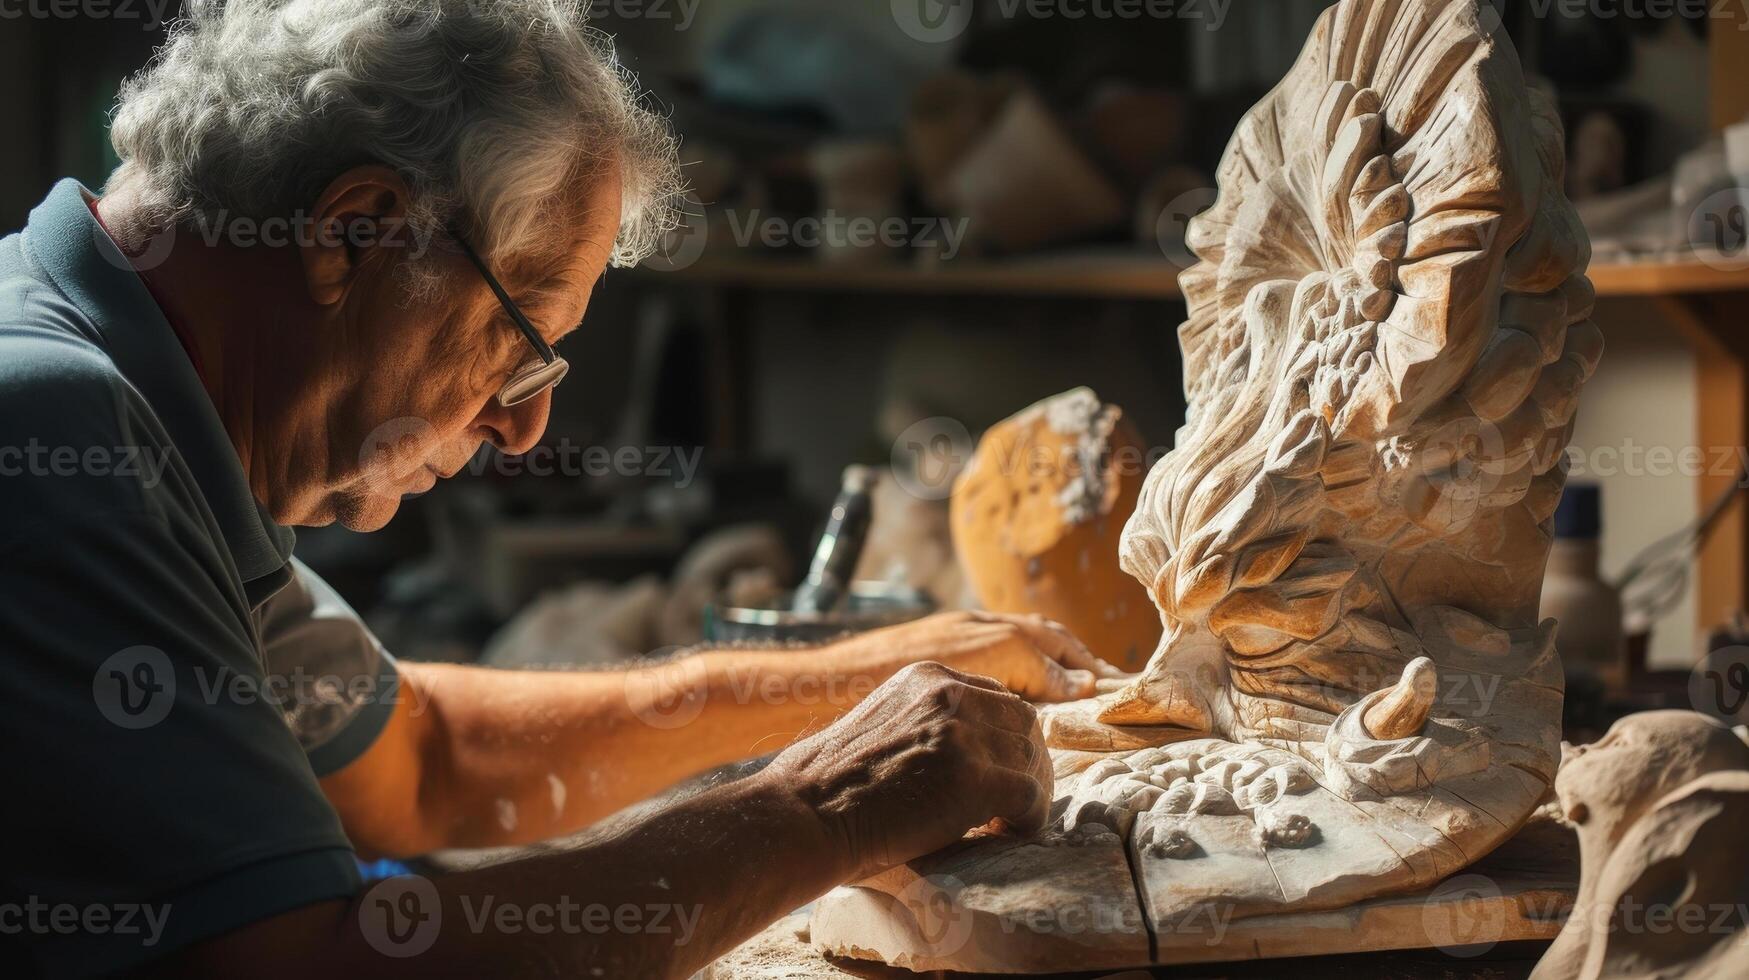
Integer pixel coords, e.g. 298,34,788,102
814,0,1600,970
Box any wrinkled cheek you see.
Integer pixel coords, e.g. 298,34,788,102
353,416,443,495
437,435,488,477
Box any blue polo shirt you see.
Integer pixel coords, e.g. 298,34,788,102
0,180,400,976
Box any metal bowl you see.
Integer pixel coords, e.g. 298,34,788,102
703,581,935,645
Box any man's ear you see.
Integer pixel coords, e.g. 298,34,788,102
301,165,413,307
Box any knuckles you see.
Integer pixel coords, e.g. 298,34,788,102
892,660,953,685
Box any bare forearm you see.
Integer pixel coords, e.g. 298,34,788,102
168,769,851,980
408,770,842,977
186,656,1061,979
404,649,881,848
347,611,1099,854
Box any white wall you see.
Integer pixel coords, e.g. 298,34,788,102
1567,296,1700,668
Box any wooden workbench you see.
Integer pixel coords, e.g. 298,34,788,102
707,817,1579,980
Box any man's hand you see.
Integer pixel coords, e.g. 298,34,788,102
321,613,1124,858
825,610,1128,703
165,665,1046,980
767,661,1055,880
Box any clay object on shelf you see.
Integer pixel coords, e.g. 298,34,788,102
945,89,1127,254
809,139,908,267
815,0,1602,970
950,387,1161,672
906,71,1019,213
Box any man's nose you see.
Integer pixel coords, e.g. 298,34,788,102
475,389,551,456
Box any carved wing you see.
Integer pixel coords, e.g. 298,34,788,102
1111,0,1600,755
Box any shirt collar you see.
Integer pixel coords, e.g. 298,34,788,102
23,179,296,586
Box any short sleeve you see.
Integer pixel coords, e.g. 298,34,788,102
0,514,361,978
255,559,401,777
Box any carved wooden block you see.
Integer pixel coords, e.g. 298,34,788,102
1533,712,1749,980
815,0,1598,970
951,388,1162,672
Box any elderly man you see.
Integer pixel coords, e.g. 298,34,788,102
0,2,1120,977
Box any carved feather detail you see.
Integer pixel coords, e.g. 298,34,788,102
1108,0,1594,757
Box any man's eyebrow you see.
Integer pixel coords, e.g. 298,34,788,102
497,266,575,308
511,274,592,338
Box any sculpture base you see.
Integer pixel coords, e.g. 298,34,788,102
809,815,1576,975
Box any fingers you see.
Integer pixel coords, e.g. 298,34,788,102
965,697,1052,805
978,631,1096,702
1035,659,1097,702
960,681,1039,733
978,764,1051,834
984,611,1132,679
919,661,1006,693
899,662,1039,732
975,720,1046,775
1027,715,1054,790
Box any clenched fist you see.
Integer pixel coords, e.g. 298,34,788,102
768,661,1055,880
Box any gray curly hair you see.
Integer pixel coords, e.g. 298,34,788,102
106,0,683,290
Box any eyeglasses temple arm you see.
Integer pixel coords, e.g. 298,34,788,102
452,234,558,364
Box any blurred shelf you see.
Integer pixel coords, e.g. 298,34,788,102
637,250,1749,301
1587,254,1749,297
638,244,1749,642
640,250,1185,299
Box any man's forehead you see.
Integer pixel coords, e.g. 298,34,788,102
501,174,624,285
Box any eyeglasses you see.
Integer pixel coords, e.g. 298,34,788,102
452,233,571,408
